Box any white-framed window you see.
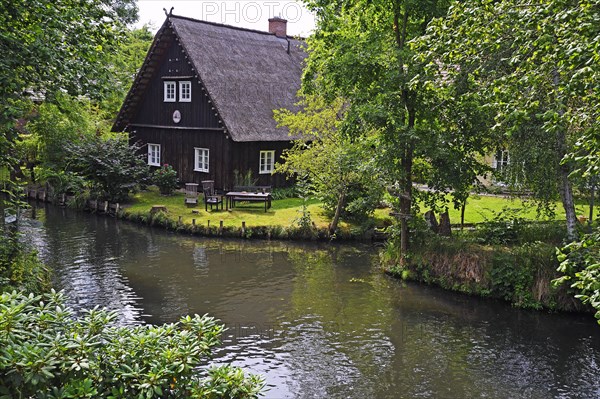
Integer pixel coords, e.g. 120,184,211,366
164,81,176,102
259,150,275,174
179,81,192,102
493,149,510,172
148,143,161,166
194,147,209,172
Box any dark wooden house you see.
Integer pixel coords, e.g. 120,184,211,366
112,13,305,189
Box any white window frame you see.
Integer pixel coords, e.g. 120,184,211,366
493,149,510,172
164,81,176,102
179,81,192,102
259,150,275,174
148,143,161,166
194,147,209,173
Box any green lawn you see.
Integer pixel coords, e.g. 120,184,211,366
125,186,598,230
419,193,598,224
125,186,337,229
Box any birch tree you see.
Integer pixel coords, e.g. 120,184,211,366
419,0,600,239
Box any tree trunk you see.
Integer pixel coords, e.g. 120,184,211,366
329,189,346,236
399,108,415,262
553,69,577,240
460,201,466,230
558,165,577,240
589,180,595,224
393,3,415,263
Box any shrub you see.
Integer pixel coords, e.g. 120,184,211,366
0,234,50,295
0,290,265,398
36,168,86,198
555,226,600,324
233,169,257,187
270,186,299,200
65,135,150,202
153,164,179,195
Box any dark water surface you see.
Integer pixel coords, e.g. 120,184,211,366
22,204,600,399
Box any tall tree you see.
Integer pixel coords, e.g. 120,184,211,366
0,0,137,107
0,0,137,272
302,0,495,259
420,0,600,239
98,25,154,124
275,95,382,234
0,0,137,174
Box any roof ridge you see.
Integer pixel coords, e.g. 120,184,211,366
169,13,300,39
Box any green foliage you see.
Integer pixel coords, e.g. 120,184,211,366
0,290,265,398
0,0,136,116
270,186,299,200
489,242,557,309
300,0,500,253
25,94,98,169
190,366,265,398
0,235,50,295
99,26,154,122
65,135,149,202
152,164,179,195
555,227,600,324
420,0,600,238
473,207,566,246
232,170,258,188
291,179,317,239
474,208,529,246
386,234,562,310
36,169,86,198
275,95,382,223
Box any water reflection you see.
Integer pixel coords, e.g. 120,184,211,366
22,204,600,399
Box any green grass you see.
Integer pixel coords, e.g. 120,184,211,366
420,193,599,224
124,187,598,231
125,186,335,229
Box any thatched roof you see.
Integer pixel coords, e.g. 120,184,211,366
113,15,306,142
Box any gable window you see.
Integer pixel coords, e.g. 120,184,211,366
164,81,176,102
148,143,161,166
259,150,275,174
194,148,209,172
179,81,192,102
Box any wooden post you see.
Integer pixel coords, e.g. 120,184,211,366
219,220,223,235
178,216,182,225
241,221,246,237
115,203,120,217
103,201,109,213
192,219,196,226
207,220,210,228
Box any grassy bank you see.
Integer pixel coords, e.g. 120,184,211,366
118,187,598,241
120,186,391,240
382,230,588,313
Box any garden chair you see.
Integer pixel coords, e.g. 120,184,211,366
201,180,223,211
184,183,199,205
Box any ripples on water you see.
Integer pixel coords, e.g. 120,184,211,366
21,204,600,399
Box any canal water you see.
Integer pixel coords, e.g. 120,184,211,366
21,204,600,398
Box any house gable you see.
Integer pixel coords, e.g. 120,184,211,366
130,31,222,130
113,21,228,136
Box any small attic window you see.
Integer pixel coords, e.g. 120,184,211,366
179,81,191,102
164,81,176,102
